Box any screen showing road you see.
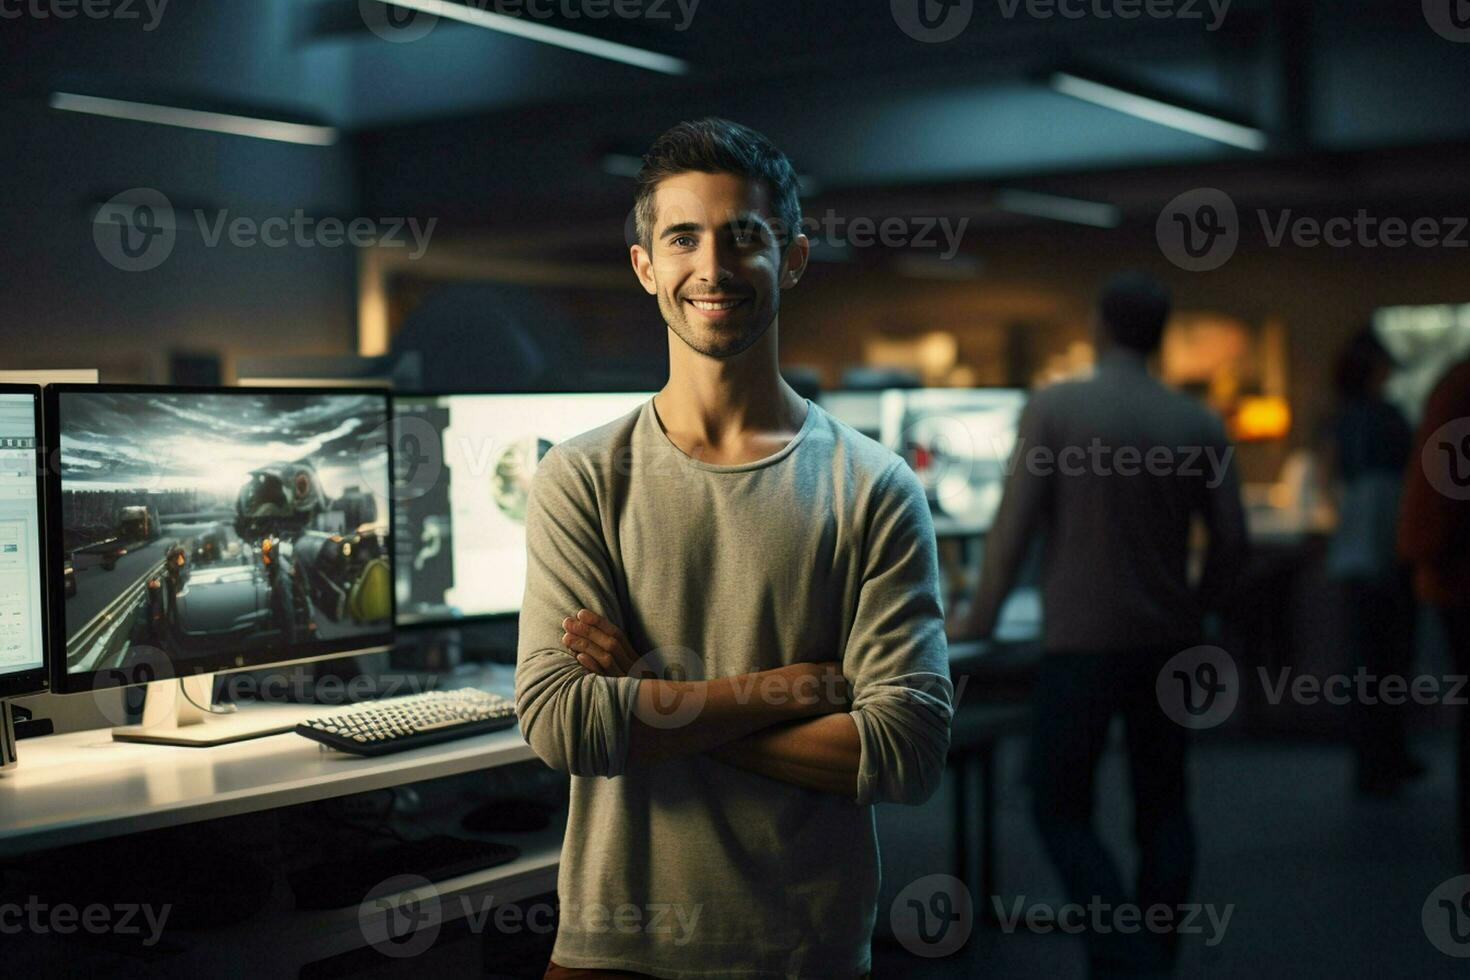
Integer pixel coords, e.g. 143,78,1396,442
55,389,393,681
393,392,650,625
0,393,44,683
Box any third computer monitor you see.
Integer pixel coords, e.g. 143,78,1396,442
393,391,652,626
880,388,1029,533
0,385,48,700
45,385,395,694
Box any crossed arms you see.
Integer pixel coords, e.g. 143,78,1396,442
513,447,953,806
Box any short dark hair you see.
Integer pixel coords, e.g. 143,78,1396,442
1098,272,1172,353
634,118,802,251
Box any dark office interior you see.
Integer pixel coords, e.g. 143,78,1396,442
3,1,1470,977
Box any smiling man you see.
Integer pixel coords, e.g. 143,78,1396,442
513,118,954,979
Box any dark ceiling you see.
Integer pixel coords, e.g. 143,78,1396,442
8,1,1470,168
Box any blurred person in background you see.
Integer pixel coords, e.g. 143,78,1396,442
949,272,1248,978
1324,327,1423,796
1399,354,1470,869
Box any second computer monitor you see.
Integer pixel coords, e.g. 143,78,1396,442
880,388,1029,533
393,392,652,626
0,385,48,701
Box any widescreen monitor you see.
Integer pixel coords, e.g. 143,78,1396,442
0,385,48,701
393,391,652,626
879,388,1029,533
45,385,395,698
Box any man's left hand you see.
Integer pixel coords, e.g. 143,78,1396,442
561,609,643,677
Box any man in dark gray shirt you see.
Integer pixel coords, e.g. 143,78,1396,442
515,119,953,979
949,272,1248,976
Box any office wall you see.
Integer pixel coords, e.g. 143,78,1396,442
0,101,358,381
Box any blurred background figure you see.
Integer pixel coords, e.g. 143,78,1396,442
1399,355,1470,869
949,273,1248,978
1324,326,1422,796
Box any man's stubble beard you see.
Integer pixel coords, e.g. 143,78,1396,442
658,290,777,360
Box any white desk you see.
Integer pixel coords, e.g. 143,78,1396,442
0,665,566,972
0,717,538,857
0,665,539,857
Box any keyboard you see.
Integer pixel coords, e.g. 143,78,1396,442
296,689,519,756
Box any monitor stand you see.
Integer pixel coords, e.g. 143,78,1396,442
1,701,17,772
112,675,326,748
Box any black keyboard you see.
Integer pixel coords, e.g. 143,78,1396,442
295,689,519,756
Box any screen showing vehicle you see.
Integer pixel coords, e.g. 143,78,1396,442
0,393,44,686
880,388,1029,532
393,392,651,625
54,389,393,683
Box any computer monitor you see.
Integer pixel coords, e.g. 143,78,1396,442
819,390,885,441
44,385,395,745
879,388,1029,533
0,386,48,700
393,391,652,627
0,386,49,770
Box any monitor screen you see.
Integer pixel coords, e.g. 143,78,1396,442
393,392,651,625
0,387,47,699
880,388,1029,532
819,391,884,440
48,386,394,692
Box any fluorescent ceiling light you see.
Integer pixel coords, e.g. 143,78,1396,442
993,189,1121,228
1050,72,1267,152
50,92,337,145
369,0,690,75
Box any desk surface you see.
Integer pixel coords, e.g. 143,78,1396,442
0,665,537,857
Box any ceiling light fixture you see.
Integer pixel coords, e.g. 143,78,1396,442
993,189,1122,228
50,92,338,146
1050,72,1267,152
369,0,690,75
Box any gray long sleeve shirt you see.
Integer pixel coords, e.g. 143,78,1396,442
514,399,953,979
972,349,1249,652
